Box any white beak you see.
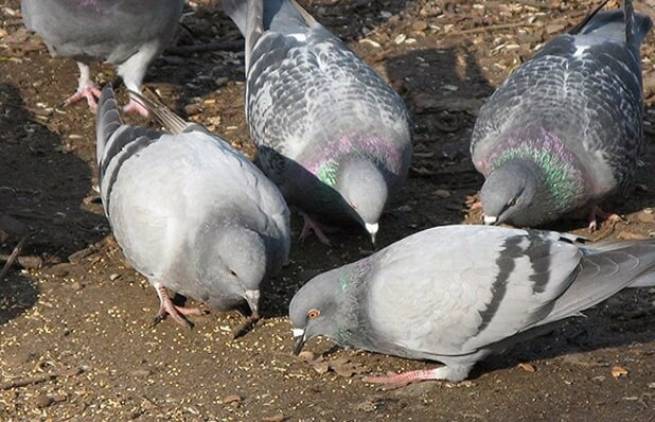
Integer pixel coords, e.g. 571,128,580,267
365,223,379,244
483,215,498,225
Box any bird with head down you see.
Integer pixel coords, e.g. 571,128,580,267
223,0,412,245
290,224,655,386
471,0,652,229
95,86,290,332
21,0,184,116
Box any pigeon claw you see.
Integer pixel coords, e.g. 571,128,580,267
587,206,622,232
299,212,332,246
63,85,102,112
153,285,203,329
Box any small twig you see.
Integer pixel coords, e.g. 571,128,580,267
0,367,83,390
166,40,244,56
450,13,586,37
451,22,532,36
0,235,27,280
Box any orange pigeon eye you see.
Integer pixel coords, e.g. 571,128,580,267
307,309,320,319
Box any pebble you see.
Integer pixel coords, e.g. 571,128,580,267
222,394,242,406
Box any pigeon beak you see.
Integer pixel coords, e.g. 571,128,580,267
365,223,379,246
483,215,498,225
292,328,306,355
245,289,260,317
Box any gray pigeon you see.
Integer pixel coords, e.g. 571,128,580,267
290,224,655,385
470,0,652,229
96,86,291,328
223,0,412,245
21,0,184,116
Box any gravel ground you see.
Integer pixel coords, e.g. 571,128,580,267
1,0,655,420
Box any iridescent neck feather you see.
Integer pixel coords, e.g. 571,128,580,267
489,128,586,209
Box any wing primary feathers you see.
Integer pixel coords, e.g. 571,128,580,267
623,0,636,45
244,0,264,73
568,0,610,35
96,84,123,167
127,89,189,134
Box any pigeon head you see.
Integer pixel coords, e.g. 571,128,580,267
203,226,268,315
336,157,387,244
289,262,366,355
480,160,541,226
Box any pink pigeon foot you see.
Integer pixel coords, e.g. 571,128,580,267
587,206,622,231
363,368,443,389
153,285,203,328
123,98,150,117
299,212,332,246
63,84,102,112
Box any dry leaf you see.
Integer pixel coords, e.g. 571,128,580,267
518,363,537,373
611,366,629,379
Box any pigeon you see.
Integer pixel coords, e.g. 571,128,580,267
289,224,655,385
95,85,291,328
470,0,652,229
21,0,184,116
223,0,412,245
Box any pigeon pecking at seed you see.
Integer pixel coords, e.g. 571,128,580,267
95,85,290,329
290,224,655,386
223,0,413,245
470,0,652,229
21,0,184,116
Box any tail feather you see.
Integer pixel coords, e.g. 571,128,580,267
545,240,655,322
624,0,636,45
569,0,610,35
223,0,248,35
127,90,191,135
96,85,123,167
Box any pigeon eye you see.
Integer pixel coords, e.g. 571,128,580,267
307,309,320,319
229,269,237,277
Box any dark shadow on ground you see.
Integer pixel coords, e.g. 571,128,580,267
0,83,107,259
384,45,492,227
0,271,37,326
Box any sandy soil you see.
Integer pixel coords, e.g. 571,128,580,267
1,0,655,420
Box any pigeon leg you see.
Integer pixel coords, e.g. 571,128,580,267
118,43,160,117
363,365,471,388
299,212,332,246
587,206,622,231
153,284,203,328
63,62,101,111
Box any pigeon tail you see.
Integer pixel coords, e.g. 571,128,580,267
622,0,652,48
95,85,123,166
569,0,652,47
224,0,318,72
544,240,655,323
222,0,249,35
127,90,196,135
568,0,610,35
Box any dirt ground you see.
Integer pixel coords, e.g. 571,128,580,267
1,0,655,420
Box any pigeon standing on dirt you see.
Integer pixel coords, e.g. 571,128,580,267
21,0,184,116
95,86,291,328
290,224,655,385
223,0,412,245
470,0,652,229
